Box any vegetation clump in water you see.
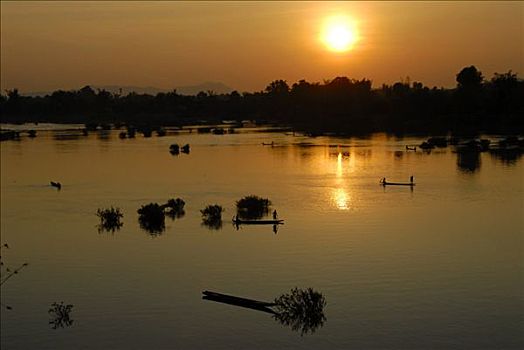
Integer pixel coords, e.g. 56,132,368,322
163,198,186,219
96,207,123,233
236,195,272,219
137,198,186,233
137,203,166,234
272,287,327,336
200,204,224,230
48,302,74,329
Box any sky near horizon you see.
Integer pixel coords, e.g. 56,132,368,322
1,1,522,93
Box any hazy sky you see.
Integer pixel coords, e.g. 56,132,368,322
1,1,522,92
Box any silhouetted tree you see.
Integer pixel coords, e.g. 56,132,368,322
456,66,483,90
1,66,522,134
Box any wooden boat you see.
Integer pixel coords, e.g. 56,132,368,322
381,182,415,186
202,291,276,307
202,290,276,314
233,218,284,225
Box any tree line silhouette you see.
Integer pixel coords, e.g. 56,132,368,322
1,66,522,134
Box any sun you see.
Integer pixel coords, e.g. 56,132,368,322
322,16,358,52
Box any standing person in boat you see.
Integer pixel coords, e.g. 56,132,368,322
381,177,386,184
410,175,414,183
273,210,278,220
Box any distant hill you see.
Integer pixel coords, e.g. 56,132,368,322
21,81,234,97
175,81,234,95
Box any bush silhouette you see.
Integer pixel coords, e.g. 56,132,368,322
236,195,272,219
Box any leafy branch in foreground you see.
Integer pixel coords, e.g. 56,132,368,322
1,243,29,310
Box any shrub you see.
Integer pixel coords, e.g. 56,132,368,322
48,302,74,329
137,203,165,234
236,195,272,219
96,207,123,233
200,204,224,219
163,198,185,219
201,204,224,230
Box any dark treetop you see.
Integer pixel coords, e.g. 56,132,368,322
1,66,522,135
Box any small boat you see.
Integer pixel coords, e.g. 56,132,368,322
233,218,284,225
381,182,415,186
202,291,276,307
202,290,277,314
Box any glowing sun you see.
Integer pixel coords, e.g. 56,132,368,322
322,16,358,52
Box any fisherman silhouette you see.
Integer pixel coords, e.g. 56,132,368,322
273,210,278,219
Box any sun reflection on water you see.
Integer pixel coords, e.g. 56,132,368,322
334,187,350,210
333,151,351,210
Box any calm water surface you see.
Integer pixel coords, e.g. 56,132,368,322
1,126,523,349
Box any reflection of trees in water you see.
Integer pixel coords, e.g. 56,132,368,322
97,130,111,141
490,149,522,166
202,287,326,336
457,151,481,173
48,302,74,329
52,130,85,141
202,218,223,230
165,209,185,220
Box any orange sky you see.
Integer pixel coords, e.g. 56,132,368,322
1,1,522,93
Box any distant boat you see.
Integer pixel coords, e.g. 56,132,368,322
233,218,284,225
381,182,415,186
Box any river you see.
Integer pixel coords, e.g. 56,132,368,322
1,125,522,349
